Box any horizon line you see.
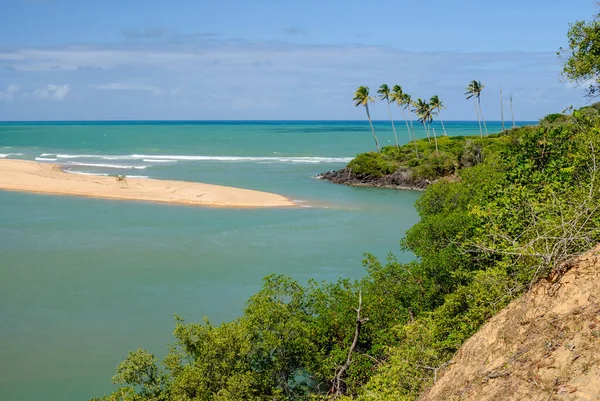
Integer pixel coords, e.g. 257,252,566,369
0,119,537,123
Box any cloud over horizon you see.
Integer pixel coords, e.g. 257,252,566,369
0,36,588,120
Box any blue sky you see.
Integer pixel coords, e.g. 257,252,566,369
0,0,597,120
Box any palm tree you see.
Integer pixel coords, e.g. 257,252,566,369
475,82,488,136
430,95,447,136
510,95,516,128
466,80,484,138
377,84,399,147
402,93,416,142
390,85,412,146
413,98,432,143
353,86,380,152
414,98,439,155
500,85,505,132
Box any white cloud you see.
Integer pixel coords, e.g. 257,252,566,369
0,39,589,119
32,84,71,100
90,83,161,95
0,85,21,101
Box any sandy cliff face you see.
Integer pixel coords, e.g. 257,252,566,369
420,246,600,401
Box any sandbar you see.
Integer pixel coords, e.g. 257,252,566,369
0,159,296,208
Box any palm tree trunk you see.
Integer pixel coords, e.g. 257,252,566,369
401,108,417,157
440,119,447,136
473,97,483,138
409,118,419,155
401,108,411,143
423,122,431,144
432,127,439,157
386,101,399,147
478,97,488,136
510,96,516,128
500,85,505,132
365,104,380,152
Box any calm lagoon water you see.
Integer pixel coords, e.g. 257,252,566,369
0,120,528,400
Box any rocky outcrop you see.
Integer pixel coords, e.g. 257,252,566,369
420,245,600,401
317,167,431,191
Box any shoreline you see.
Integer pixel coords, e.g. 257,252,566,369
317,168,431,191
0,159,297,208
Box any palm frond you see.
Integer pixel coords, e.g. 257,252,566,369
377,84,390,101
353,86,374,107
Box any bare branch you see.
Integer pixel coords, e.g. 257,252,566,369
331,291,369,398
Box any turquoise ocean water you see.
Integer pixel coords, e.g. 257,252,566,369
0,120,529,401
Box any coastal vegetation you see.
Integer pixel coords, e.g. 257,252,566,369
94,103,600,401
94,11,600,401
353,84,453,157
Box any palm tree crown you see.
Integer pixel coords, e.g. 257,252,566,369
430,95,445,115
430,95,447,136
465,80,484,100
353,86,374,107
390,85,404,105
377,84,391,102
401,93,412,110
413,98,432,125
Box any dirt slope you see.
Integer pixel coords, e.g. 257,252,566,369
420,245,600,401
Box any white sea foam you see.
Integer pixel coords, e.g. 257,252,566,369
40,153,54,157
0,154,7,158
143,159,176,163
134,154,352,163
0,153,24,158
35,157,58,161
63,170,109,177
126,175,149,179
50,153,351,163
56,154,130,160
68,162,148,170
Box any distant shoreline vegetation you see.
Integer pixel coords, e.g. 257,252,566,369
317,80,526,189
318,105,599,190
317,132,507,190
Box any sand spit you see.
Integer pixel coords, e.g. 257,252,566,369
0,160,296,208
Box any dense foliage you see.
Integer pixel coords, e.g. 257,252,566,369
562,16,600,97
346,134,489,181
93,106,600,401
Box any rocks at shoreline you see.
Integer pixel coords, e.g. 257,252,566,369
317,167,431,191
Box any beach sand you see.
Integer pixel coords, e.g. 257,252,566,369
0,159,296,208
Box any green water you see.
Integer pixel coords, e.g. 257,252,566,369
0,120,527,400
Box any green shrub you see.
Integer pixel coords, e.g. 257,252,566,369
347,152,398,178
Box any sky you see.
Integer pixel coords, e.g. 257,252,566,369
0,0,598,121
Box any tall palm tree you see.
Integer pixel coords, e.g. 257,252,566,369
402,93,416,142
414,98,439,155
390,85,412,147
466,80,484,138
377,84,399,147
475,82,488,136
430,95,447,136
353,86,380,152
413,98,432,143
510,95,516,128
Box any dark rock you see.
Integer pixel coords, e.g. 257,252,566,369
317,168,431,191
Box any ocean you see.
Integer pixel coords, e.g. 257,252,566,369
0,120,528,401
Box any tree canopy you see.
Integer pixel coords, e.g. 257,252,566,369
562,17,600,97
